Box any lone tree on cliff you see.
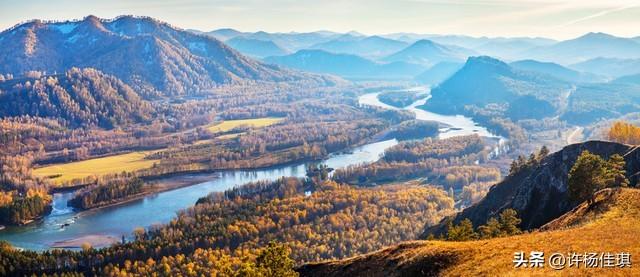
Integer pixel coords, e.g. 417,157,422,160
568,151,630,204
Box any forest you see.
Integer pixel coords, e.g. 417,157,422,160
68,178,145,210
377,90,426,108
333,135,500,194
0,177,454,275
0,80,411,224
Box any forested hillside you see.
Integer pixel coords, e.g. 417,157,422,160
0,15,335,97
0,68,154,128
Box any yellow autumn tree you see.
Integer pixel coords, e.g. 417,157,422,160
608,121,640,145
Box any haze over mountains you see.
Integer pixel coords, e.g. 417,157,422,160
2,15,639,121
193,27,640,85
422,56,640,124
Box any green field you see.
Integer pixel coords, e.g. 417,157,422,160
33,151,158,185
207,117,284,133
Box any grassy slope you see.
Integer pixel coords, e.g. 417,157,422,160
299,188,640,276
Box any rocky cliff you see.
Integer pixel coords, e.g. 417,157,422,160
422,140,640,237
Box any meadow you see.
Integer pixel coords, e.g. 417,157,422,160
33,151,158,185
34,117,285,185
207,117,285,133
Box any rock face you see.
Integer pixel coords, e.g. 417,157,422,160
422,140,640,237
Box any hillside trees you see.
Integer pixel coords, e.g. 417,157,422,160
568,151,629,204
0,68,154,129
445,209,522,241
478,209,522,239
608,121,640,145
446,219,477,241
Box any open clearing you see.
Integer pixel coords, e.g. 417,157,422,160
35,117,284,185
207,117,284,133
33,151,158,185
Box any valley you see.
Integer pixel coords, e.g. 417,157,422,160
0,86,497,250
0,10,640,276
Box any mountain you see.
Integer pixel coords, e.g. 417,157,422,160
225,37,289,58
382,39,474,66
524,32,640,64
509,59,604,83
421,56,570,120
209,30,340,51
309,35,408,58
265,49,425,79
561,82,640,125
413,62,463,86
613,74,640,85
300,187,640,276
426,35,554,50
0,68,153,128
570,57,640,78
475,38,556,60
203,28,245,41
0,16,326,97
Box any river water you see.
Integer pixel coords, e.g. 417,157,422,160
0,87,500,250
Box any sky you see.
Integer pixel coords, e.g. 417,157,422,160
0,0,638,39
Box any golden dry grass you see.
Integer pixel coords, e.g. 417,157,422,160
206,117,284,133
33,151,159,185
304,188,640,276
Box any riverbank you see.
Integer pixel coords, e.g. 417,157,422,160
72,173,221,213
0,87,500,251
51,234,119,249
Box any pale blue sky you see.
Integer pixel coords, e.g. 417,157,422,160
1,0,638,39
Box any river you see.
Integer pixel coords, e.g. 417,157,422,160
0,86,500,250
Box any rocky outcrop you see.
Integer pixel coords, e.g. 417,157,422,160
422,140,640,237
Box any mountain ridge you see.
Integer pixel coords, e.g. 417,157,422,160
422,140,640,237
0,15,334,98
298,187,640,276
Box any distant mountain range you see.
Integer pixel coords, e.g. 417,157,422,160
524,32,640,65
195,28,640,74
509,59,604,83
225,37,289,58
309,35,408,58
0,16,331,97
264,49,425,80
201,28,341,51
570,57,640,78
382,39,474,66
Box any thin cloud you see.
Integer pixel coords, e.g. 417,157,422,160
558,3,640,28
